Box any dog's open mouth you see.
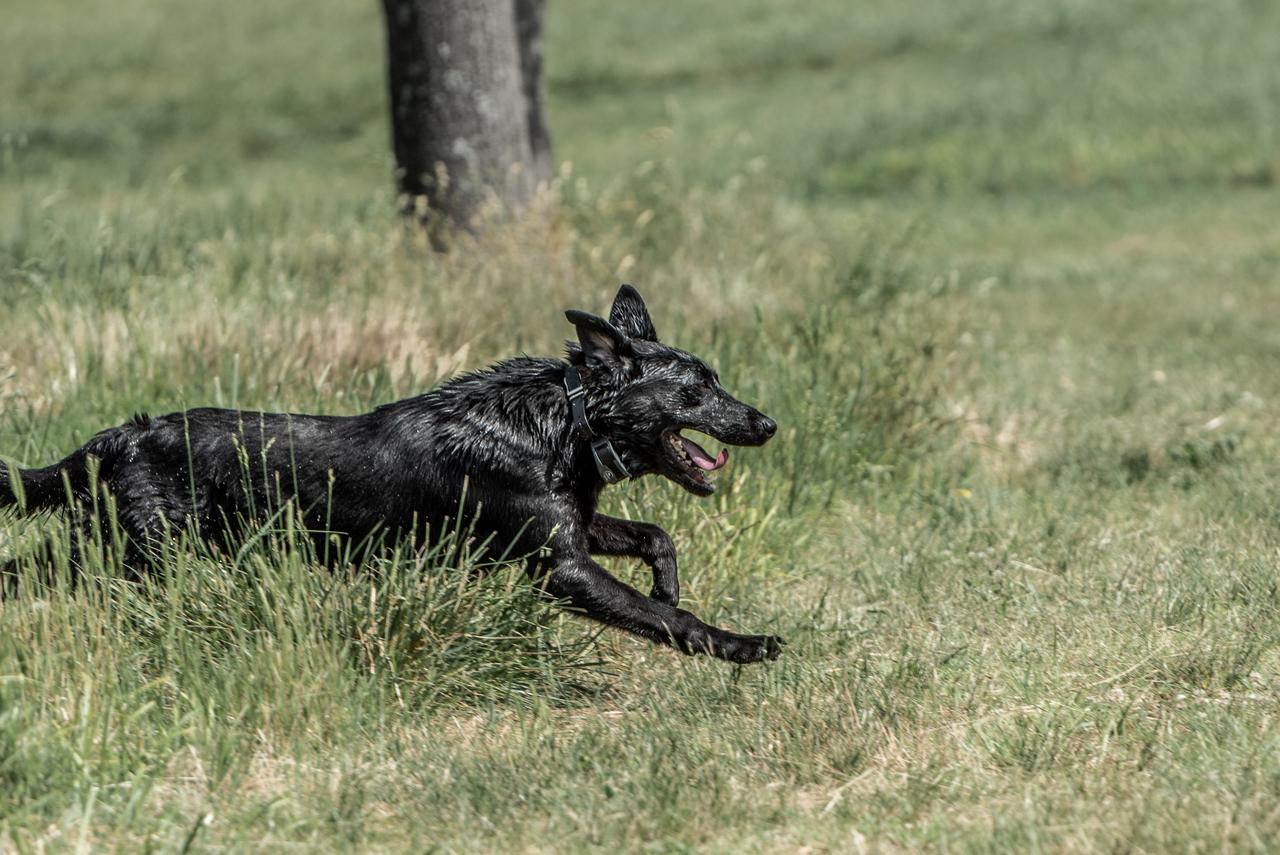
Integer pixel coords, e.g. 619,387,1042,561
663,429,727,491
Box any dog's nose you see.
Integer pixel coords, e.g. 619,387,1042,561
759,415,777,438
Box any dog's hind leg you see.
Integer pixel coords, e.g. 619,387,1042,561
55,500,159,585
586,515,680,606
531,549,783,664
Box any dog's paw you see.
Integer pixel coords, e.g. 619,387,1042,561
649,582,680,607
719,633,786,664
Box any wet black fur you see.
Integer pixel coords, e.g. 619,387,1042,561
1,285,783,663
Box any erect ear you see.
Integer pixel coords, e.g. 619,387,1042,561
608,283,659,342
565,309,632,368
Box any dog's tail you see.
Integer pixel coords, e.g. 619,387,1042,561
1,425,136,514
1,454,87,513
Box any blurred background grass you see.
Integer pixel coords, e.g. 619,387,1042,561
3,0,1280,850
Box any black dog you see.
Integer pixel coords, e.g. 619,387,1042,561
1,285,783,662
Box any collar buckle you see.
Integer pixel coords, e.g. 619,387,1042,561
591,438,627,484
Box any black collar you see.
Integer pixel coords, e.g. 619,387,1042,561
563,364,630,484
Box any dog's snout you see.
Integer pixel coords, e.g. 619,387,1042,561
758,415,777,439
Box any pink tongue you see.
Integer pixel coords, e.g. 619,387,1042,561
681,435,728,471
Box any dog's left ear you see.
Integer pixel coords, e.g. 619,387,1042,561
565,309,633,370
608,283,659,342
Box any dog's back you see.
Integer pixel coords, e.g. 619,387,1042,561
4,357,575,562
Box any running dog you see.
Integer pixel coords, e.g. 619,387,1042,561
1,285,783,662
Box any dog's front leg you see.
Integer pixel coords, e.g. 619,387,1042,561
586,514,679,606
530,548,783,664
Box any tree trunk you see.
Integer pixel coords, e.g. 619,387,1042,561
514,0,553,188
381,0,552,232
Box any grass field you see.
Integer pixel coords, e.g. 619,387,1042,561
4,0,1280,850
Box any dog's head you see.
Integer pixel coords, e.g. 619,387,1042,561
566,285,776,496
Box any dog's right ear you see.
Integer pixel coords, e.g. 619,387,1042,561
565,310,632,370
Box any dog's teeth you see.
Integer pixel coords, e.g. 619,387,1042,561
665,431,702,475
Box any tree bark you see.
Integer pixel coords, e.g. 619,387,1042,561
381,0,551,232
514,0,553,188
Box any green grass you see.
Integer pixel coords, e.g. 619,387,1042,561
4,0,1280,850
